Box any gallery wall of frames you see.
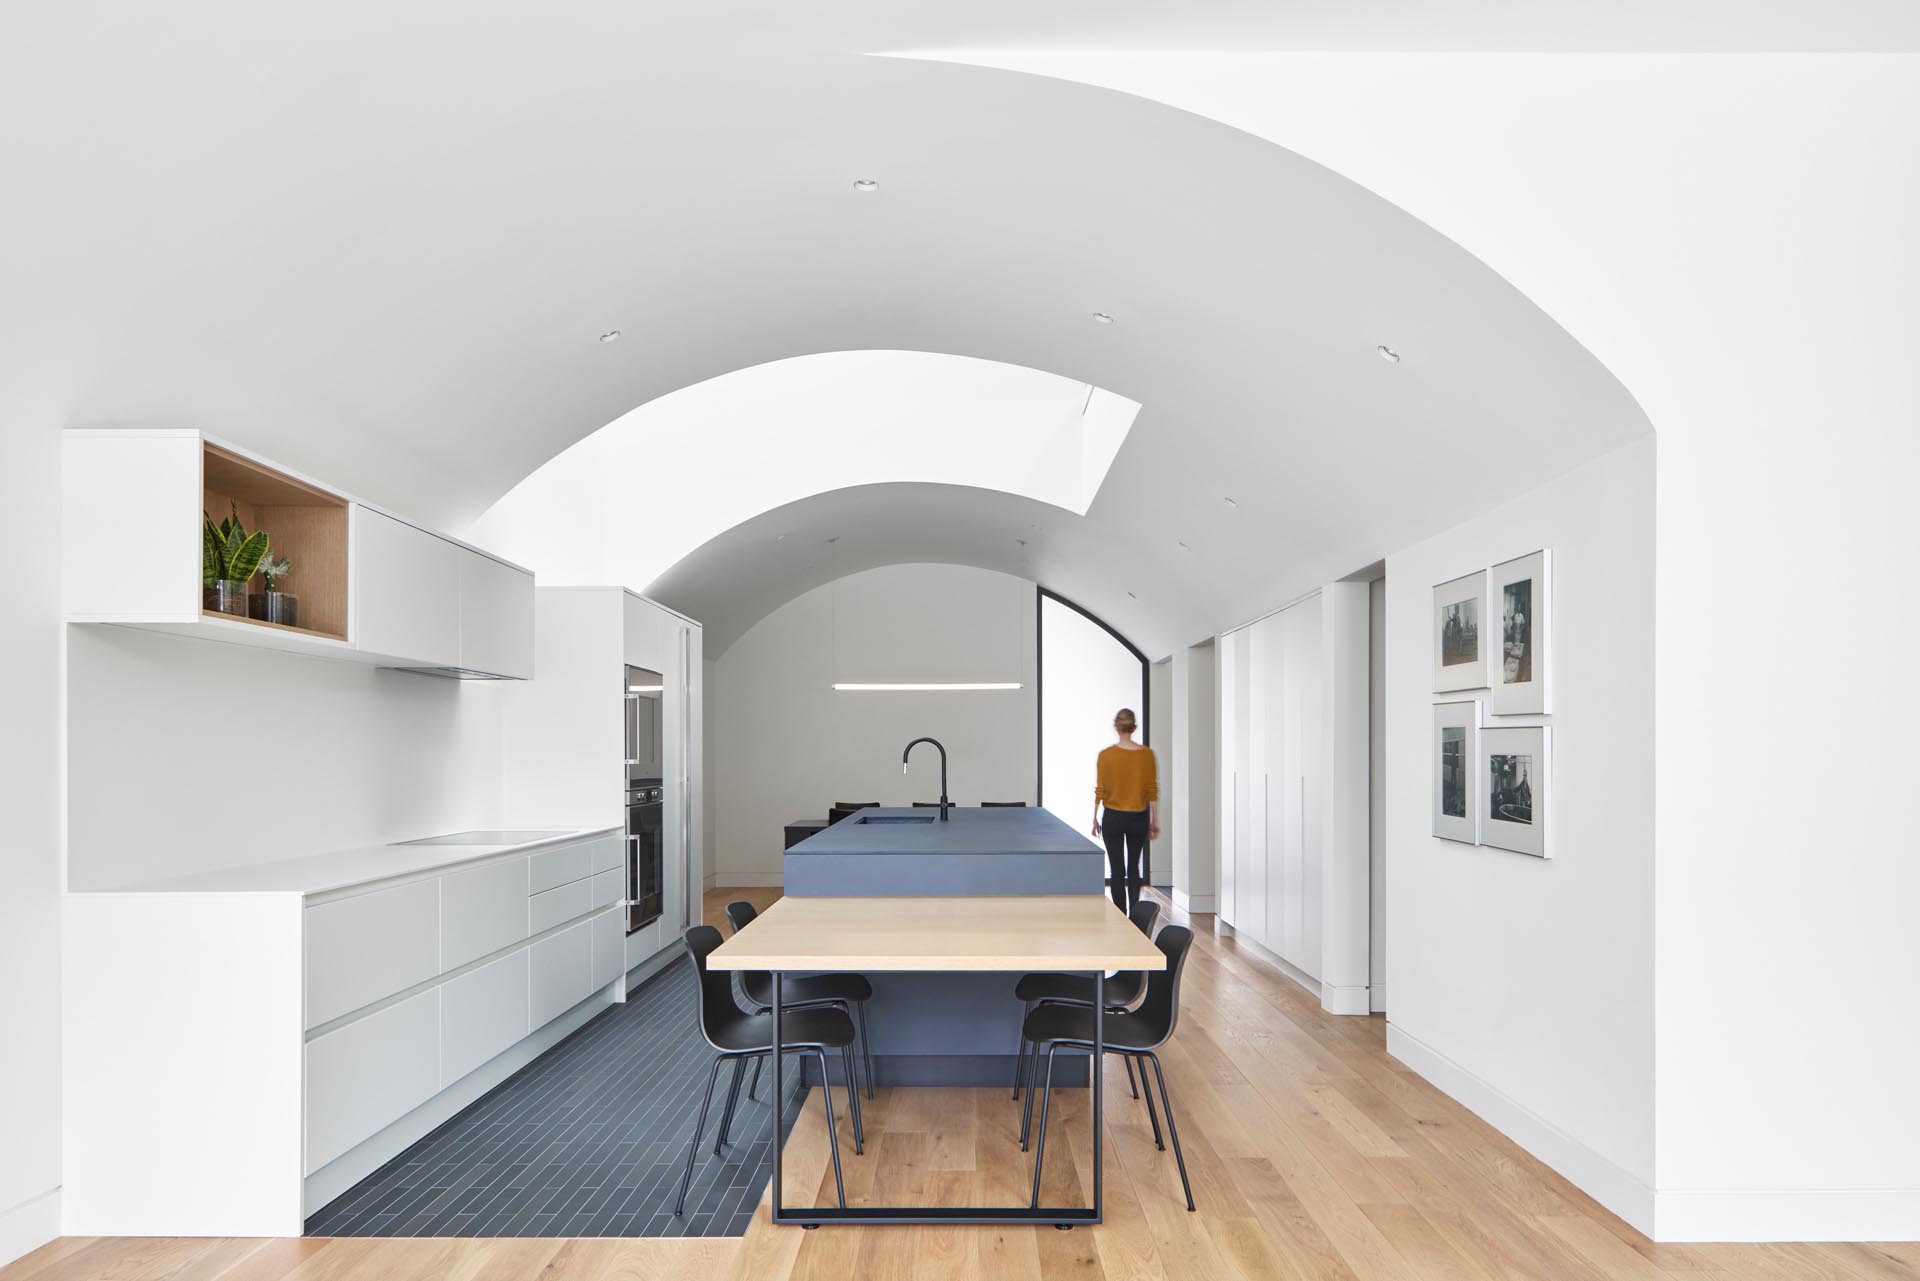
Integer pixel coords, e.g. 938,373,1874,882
1431,550,1552,857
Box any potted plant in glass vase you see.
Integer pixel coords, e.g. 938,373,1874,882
249,551,297,627
202,502,270,618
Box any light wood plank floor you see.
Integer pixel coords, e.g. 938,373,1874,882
8,887,1916,1281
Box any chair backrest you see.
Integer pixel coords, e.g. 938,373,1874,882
1130,926,1193,1048
684,925,743,1050
829,802,878,825
911,800,945,808
1129,900,1160,938
980,800,1029,807
723,901,771,1000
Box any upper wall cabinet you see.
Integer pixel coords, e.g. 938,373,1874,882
62,429,534,679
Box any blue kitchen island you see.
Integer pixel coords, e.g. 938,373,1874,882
783,806,1107,1085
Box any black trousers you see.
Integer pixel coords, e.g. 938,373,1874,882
1102,807,1149,913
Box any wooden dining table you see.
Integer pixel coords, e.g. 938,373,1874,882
708,893,1165,1228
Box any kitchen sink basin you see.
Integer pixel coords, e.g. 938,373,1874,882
852,814,937,825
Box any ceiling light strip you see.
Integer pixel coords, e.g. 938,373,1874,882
832,682,1024,692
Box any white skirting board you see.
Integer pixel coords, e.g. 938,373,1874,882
0,1187,60,1271
1171,888,1217,914
1386,1023,1656,1237
1653,1189,1920,1243
1222,924,1371,1017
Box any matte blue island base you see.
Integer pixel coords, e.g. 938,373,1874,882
784,806,1108,1088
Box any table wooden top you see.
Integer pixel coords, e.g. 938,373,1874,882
707,895,1167,972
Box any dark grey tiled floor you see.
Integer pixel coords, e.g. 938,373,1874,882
305,956,805,1238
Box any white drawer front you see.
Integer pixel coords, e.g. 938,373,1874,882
305,988,440,1174
441,856,528,971
588,868,622,912
527,842,591,895
587,834,624,874
305,879,440,1029
528,920,591,1031
590,907,626,991
528,879,592,936
441,950,529,1088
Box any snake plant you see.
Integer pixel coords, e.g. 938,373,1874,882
203,501,271,587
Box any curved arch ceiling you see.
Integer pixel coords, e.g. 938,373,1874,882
8,5,1654,653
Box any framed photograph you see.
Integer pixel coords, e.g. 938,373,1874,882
1489,549,1551,715
1432,570,1490,692
1432,701,1480,844
1481,725,1550,857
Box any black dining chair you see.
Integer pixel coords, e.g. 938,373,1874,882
675,925,863,1216
1012,900,1160,1103
979,800,1030,807
726,900,876,1101
1020,925,1196,1213
827,801,879,825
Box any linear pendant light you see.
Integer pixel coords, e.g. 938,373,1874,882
833,681,1023,692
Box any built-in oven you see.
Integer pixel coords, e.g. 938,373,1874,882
626,666,665,933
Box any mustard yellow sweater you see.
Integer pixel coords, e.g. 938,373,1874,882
1095,745,1159,812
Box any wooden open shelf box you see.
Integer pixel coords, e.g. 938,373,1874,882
202,443,350,641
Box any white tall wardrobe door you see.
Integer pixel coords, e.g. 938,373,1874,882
1216,630,1240,926
1282,595,1325,979
1238,622,1269,948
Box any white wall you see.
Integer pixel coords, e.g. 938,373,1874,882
710,563,1037,885
1146,656,1172,887
1384,436,1655,1229
0,422,64,1263
66,627,501,890
1368,577,1387,1013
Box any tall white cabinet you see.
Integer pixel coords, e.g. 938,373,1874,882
1216,589,1368,1009
497,588,706,970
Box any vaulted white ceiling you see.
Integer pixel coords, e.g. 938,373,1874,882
3,3,1693,654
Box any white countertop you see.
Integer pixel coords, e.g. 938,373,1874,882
92,826,620,897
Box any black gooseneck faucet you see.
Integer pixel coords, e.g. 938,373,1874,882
902,737,950,820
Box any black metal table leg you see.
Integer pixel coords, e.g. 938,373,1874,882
770,970,782,1218
1092,969,1104,1226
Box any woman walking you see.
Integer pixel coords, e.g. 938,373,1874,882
1092,707,1158,913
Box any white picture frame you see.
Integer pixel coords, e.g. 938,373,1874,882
1432,570,1490,692
1489,549,1551,716
1481,725,1550,857
1432,701,1480,844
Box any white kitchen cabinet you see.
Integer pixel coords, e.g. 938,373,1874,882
528,878,592,936
305,878,440,1028
588,868,621,912
590,908,626,991
441,856,528,971
528,841,592,895
529,919,592,1030
588,833,624,875
305,988,440,1173
353,507,462,666
441,950,529,1087
459,549,535,679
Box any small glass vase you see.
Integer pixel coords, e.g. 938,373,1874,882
248,591,299,628
203,580,249,617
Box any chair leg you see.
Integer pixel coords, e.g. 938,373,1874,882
1019,1041,1039,1150
856,1000,876,1099
1028,1043,1061,1209
1145,1052,1195,1212
746,1054,762,1101
715,1056,746,1154
841,1045,864,1152
675,1055,726,1215
1135,1055,1164,1149
813,1048,847,1210
1123,1052,1141,1100
1012,1000,1032,1099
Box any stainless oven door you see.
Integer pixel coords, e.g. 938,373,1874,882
627,789,664,933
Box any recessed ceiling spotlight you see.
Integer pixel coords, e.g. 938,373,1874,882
1177,540,1191,552
598,330,622,344
852,179,879,192
1223,497,1239,510
1015,538,1029,547
1091,312,1114,325
1126,591,1138,600
1377,344,1401,363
